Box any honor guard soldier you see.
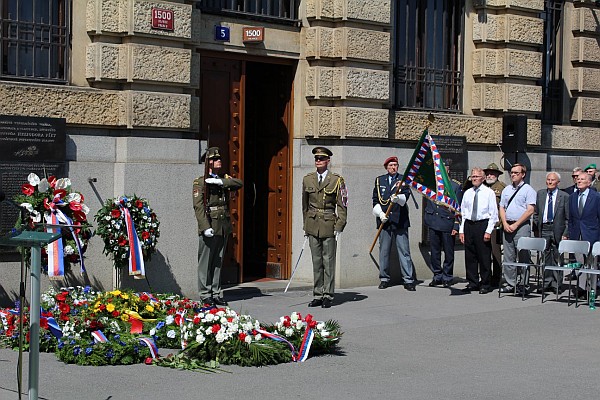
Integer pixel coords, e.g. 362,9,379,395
193,147,243,307
302,146,348,308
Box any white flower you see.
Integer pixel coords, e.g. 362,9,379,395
316,322,325,330
196,334,205,344
215,332,226,343
66,193,82,203
105,216,111,221
37,179,50,193
63,245,74,256
285,328,294,336
30,210,41,223
254,333,262,341
121,254,127,258
166,330,176,339
204,313,214,322
295,321,304,330
244,335,252,344
110,320,121,332
205,326,213,335
20,202,33,212
81,204,90,215
165,315,174,325
54,178,71,189
291,312,299,322
149,328,156,336
27,173,40,186
320,330,330,337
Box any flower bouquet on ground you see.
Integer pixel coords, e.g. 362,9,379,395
94,196,160,279
12,173,92,278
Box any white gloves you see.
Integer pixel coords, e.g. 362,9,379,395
205,178,223,185
372,204,388,223
203,228,214,237
335,231,341,241
390,194,407,206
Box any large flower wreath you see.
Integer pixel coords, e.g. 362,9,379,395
12,173,92,278
94,196,160,277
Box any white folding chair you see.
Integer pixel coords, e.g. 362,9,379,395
499,237,546,300
542,240,590,305
576,241,600,308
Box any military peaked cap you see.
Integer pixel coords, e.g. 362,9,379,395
312,146,333,157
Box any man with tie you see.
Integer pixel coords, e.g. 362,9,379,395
568,172,600,298
372,156,416,291
499,163,537,295
534,172,569,294
302,146,348,308
459,167,499,294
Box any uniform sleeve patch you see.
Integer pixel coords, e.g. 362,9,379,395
193,188,199,198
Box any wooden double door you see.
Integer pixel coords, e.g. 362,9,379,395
199,55,294,282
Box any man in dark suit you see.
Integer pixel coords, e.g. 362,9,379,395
562,167,582,195
372,156,416,291
534,172,569,294
569,172,600,298
424,160,461,288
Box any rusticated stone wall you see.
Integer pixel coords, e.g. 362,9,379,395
303,0,391,139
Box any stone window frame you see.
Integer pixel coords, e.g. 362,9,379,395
540,0,564,124
197,0,301,26
0,0,69,83
392,0,464,112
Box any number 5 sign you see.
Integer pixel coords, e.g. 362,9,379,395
243,27,264,43
214,26,230,42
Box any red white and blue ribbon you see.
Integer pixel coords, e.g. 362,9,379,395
91,330,108,343
45,316,63,339
256,328,298,361
45,212,64,280
53,208,86,274
120,204,145,279
296,328,315,362
139,337,159,359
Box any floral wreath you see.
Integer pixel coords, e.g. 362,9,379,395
94,195,160,276
13,173,92,278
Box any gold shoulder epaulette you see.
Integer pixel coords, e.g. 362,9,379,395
193,178,201,185
452,178,461,185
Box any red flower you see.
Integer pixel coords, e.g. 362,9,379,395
308,320,317,329
111,209,121,219
58,303,71,314
238,332,247,342
47,176,56,188
144,357,153,365
118,236,127,246
211,324,221,334
305,314,313,323
141,231,150,240
43,198,51,210
59,314,70,321
69,202,82,211
283,320,291,327
73,210,87,222
174,314,183,326
111,310,120,317
56,291,69,302
193,316,201,324
140,294,149,302
21,183,35,196
99,304,106,311
79,193,85,202
53,189,67,199
40,317,49,330
135,200,143,208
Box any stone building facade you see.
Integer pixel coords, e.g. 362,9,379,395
0,0,599,303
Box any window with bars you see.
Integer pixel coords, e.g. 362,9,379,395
0,0,69,82
541,0,563,124
393,0,464,112
197,0,300,24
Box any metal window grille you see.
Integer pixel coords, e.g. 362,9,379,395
0,0,69,82
197,0,300,25
393,0,463,112
541,0,563,124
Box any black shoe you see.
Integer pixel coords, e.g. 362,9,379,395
499,286,514,294
461,287,473,294
571,287,587,299
443,280,454,288
404,283,416,292
429,279,443,287
202,297,215,307
308,299,323,307
321,298,332,308
213,297,228,306
516,286,529,296
378,281,389,289
479,287,491,294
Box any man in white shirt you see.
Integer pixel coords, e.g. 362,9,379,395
459,167,499,294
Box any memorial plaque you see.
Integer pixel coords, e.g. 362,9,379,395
431,135,468,185
0,115,66,162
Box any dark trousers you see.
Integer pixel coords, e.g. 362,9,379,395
464,219,492,289
428,227,455,282
541,224,561,289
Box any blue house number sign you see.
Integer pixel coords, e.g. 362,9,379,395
215,26,230,42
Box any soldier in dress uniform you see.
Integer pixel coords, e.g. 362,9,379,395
302,146,348,308
193,147,243,307
483,163,506,288
424,160,462,288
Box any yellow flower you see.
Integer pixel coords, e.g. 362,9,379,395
145,305,154,313
106,303,115,312
121,314,130,322
121,293,129,300
110,290,121,296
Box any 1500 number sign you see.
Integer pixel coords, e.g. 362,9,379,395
151,7,174,31
243,27,264,42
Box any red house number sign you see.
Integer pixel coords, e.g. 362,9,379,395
151,8,174,31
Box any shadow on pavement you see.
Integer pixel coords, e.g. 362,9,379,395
224,287,273,301
333,291,367,306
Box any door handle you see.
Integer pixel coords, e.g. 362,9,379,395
253,182,256,207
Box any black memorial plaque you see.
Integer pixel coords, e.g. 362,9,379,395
431,135,468,185
0,115,66,162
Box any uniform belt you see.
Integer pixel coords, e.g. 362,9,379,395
208,205,227,211
310,206,335,213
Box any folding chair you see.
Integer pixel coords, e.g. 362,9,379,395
576,241,600,308
499,237,546,300
541,240,590,305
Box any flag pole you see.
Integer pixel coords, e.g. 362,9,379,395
368,114,435,254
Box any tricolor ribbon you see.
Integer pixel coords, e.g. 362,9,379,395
296,328,315,362
176,311,187,349
53,208,86,275
255,328,298,361
120,203,145,279
139,337,159,359
91,330,108,343
45,315,63,339
45,212,64,280
140,292,159,304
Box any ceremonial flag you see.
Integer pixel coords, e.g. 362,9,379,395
402,129,461,214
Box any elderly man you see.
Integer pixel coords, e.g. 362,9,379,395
534,172,569,294
498,163,537,295
562,167,583,195
483,163,506,288
459,167,499,294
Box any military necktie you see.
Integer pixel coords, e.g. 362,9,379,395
318,174,323,185
471,188,479,221
547,191,553,222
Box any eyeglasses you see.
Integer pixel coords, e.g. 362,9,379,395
314,156,329,161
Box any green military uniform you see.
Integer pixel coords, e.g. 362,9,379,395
483,163,506,287
193,147,243,303
302,147,348,304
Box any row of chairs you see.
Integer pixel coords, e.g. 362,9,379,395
500,237,600,307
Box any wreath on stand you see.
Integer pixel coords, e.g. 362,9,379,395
94,196,160,281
